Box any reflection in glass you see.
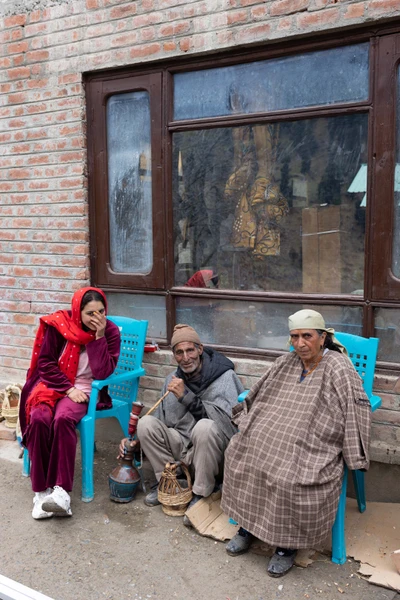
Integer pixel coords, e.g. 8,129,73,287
173,115,367,295
393,71,400,277
174,43,369,120
374,308,400,363
107,92,152,274
107,293,166,339
176,298,362,349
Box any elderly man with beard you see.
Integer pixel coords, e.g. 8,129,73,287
120,323,244,524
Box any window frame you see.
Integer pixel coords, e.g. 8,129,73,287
85,24,400,366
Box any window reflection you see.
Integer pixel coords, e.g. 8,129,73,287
176,298,363,349
173,114,367,295
174,43,369,120
107,92,153,274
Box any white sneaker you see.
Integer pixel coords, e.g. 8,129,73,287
42,486,72,517
32,489,54,520
33,488,53,505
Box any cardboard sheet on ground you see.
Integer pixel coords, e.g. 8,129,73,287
186,494,400,590
345,497,400,592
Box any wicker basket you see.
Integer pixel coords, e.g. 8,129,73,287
157,462,193,516
2,384,21,429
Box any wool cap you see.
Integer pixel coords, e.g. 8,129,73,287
288,309,346,354
171,323,201,349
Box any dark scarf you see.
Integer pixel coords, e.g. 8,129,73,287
176,347,235,395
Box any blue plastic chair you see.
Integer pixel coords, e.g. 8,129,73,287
22,316,148,503
237,332,381,565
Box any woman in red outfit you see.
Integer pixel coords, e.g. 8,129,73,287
19,287,121,520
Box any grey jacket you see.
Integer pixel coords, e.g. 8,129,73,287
152,369,244,447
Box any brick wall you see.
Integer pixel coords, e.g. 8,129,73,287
1,0,400,461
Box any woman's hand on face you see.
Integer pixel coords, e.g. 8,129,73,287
90,310,107,339
67,387,89,403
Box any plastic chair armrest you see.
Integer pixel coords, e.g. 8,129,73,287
91,367,146,390
238,390,249,403
369,394,381,412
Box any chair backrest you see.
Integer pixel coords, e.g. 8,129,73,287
334,332,379,398
107,316,148,404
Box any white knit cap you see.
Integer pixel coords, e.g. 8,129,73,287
288,309,347,354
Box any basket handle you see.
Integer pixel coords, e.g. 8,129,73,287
175,460,192,491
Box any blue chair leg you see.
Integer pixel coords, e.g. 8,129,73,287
22,448,31,477
352,470,366,513
78,418,95,503
331,465,348,565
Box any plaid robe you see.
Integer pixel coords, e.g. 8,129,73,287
221,350,372,549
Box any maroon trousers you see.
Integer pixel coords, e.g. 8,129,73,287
25,397,88,492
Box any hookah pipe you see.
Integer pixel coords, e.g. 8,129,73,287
124,391,170,493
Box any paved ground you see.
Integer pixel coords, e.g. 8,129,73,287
0,439,399,600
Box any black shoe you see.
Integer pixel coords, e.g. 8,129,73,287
225,527,253,556
144,483,160,507
183,494,203,527
267,548,297,577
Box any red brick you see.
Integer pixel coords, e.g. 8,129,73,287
26,50,49,63
4,14,27,28
163,41,177,51
0,276,17,286
7,66,31,80
86,0,100,8
179,38,192,52
9,168,30,179
297,7,340,28
130,43,161,59
278,16,294,29
12,55,26,67
271,0,308,16
237,23,271,42
13,314,36,325
110,4,138,19
141,27,156,41
251,5,269,19
344,4,365,19
8,118,25,128
27,78,49,89
7,41,29,54
369,0,400,14
7,92,28,104
227,10,247,24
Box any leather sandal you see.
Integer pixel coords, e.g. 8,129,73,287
267,549,297,577
225,528,253,556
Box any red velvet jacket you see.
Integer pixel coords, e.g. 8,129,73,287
19,318,121,438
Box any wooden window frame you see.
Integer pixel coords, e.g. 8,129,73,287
85,23,400,364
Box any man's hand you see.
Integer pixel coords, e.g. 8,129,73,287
90,310,107,340
117,437,137,459
67,387,89,403
167,375,185,400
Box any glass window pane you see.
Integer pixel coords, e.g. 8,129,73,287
393,69,400,277
174,44,369,120
107,293,166,339
173,115,367,295
176,297,362,349
106,92,152,274
374,308,400,362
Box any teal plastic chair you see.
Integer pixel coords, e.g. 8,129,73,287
237,332,381,565
22,316,148,503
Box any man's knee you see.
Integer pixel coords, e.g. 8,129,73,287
137,415,160,441
191,418,219,443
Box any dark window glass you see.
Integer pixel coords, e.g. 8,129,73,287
173,114,368,295
173,43,369,120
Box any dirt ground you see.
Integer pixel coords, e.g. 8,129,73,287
0,439,399,600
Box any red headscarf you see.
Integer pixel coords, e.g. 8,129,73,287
25,287,107,422
185,270,215,288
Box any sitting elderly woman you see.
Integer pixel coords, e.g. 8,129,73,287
19,287,121,520
221,309,372,577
